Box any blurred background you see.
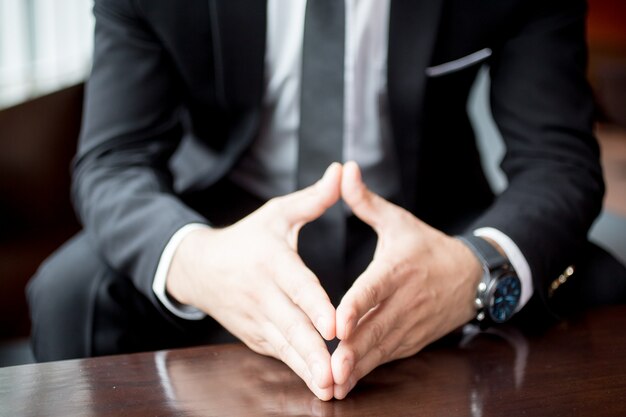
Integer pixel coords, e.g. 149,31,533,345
0,0,93,108
1,0,625,366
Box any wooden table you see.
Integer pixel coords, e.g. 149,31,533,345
1,307,625,416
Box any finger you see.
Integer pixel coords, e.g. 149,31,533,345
275,252,336,340
333,321,421,400
332,298,399,385
274,162,342,227
264,288,334,393
331,314,404,399
341,161,396,231
332,334,394,401
335,259,394,340
262,322,334,401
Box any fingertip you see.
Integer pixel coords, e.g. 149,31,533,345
343,160,360,176
327,314,337,341
333,385,348,401
329,161,343,174
335,303,355,341
333,378,355,400
316,162,342,206
312,360,334,392
331,347,353,386
341,161,357,193
315,313,336,341
315,389,334,402
288,164,342,225
341,161,368,209
309,375,334,401
322,162,342,186
331,351,343,384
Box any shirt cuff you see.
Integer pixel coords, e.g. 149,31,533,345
473,227,533,312
152,223,209,320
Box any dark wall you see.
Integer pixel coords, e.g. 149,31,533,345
0,84,83,339
588,0,626,127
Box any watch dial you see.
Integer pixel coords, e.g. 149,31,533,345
489,275,521,323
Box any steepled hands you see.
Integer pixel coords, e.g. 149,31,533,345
166,161,482,400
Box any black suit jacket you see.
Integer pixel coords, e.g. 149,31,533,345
74,0,603,317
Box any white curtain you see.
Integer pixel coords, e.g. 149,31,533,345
0,0,94,108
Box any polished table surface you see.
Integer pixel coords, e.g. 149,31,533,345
1,306,625,416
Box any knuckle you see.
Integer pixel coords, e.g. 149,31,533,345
290,282,320,313
359,283,380,308
288,282,306,307
342,346,356,365
245,333,270,356
395,341,417,359
303,351,319,370
339,306,356,327
277,341,292,362
283,319,301,345
374,343,389,362
369,320,386,344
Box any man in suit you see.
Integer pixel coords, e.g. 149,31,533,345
27,0,626,400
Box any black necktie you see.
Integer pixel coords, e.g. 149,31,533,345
298,0,346,305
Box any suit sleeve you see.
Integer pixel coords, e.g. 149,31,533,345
468,0,604,309
72,0,207,304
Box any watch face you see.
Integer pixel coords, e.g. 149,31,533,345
488,274,521,323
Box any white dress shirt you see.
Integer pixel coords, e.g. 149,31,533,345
153,0,533,320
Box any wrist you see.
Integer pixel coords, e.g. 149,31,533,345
166,227,216,308
448,236,484,323
457,235,522,326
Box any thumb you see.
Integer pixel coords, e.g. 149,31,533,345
342,161,395,231
279,162,343,226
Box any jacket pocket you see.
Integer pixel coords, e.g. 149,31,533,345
426,48,492,77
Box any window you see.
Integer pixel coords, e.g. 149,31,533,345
0,0,94,109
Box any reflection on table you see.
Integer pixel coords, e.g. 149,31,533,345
1,306,625,416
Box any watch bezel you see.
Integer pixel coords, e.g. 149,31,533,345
485,270,521,323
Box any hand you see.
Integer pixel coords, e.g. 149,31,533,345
331,161,483,399
166,163,343,401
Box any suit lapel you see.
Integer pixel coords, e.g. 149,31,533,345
208,0,267,109
388,0,445,210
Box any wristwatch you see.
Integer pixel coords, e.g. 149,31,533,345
457,235,521,326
